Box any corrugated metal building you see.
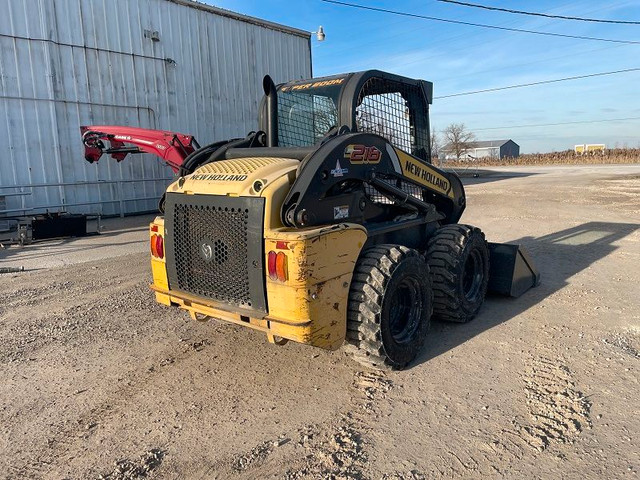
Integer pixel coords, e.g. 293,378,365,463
443,139,520,160
0,0,311,217
468,140,519,159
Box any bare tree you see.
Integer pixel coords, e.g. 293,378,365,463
443,123,476,162
430,130,440,165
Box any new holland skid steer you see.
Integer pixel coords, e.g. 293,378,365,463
82,70,539,369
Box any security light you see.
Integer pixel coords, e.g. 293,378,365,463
313,26,326,42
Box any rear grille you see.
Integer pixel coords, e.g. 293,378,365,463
165,193,266,315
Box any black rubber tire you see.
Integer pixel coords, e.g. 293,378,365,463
426,224,490,323
346,245,432,370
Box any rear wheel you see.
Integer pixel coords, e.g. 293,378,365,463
347,245,432,370
426,224,490,323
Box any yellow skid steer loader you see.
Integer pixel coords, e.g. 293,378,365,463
82,70,539,369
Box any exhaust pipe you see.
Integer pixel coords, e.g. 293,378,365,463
263,75,278,147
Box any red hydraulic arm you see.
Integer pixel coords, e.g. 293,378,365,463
80,126,200,173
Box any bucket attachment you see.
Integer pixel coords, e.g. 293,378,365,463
487,243,540,297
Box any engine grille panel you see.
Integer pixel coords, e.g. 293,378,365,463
165,193,266,315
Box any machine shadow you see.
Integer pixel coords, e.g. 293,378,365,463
413,221,639,367
456,169,539,186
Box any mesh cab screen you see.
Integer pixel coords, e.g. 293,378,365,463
277,83,341,147
165,194,266,315
356,77,430,161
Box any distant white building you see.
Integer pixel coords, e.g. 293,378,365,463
575,144,605,154
443,139,520,160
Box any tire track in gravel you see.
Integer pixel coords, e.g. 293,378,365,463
208,369,393,479
288,370,392,478
516,354,592,452
414,349,593,478
211,347,593,479
465,351,593,478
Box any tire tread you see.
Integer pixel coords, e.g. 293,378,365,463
347,244,432,370
426,224,489,323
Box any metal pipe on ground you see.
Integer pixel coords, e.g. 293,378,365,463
0,266,25,274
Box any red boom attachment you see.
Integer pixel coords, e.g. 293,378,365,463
80,126,200,173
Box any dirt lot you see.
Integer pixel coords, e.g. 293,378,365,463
1,165,639,479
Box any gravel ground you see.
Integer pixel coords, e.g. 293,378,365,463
0,165,638,479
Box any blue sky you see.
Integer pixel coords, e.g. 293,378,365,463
209,1,640,153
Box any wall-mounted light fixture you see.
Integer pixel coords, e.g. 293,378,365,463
312,26,325,42
144,29,160,42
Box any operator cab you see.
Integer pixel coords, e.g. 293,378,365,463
259,70,434,162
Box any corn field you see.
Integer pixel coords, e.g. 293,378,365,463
436,148,640,167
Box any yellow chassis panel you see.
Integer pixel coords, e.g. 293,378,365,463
150,220,366,351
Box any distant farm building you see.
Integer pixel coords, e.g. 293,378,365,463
443,139,519,161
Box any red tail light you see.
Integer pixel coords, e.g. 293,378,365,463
151,234,164,259
155,235,164,259
267,250,287,282
268,251,277,280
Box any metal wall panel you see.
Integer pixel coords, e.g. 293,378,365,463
0,0,311,215
0,195,7,231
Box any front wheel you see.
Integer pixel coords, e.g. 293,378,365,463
346,245,432,370
426,224,490,323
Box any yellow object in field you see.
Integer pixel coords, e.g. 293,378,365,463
148,158,367,350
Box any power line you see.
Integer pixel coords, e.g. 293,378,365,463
434,67,640,99
472,116,640,131
320,0,640,45
436,44,625,83
436,0,640,25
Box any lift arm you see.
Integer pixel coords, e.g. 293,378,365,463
80,126,200,173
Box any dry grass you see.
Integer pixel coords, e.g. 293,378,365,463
437,148,640,167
